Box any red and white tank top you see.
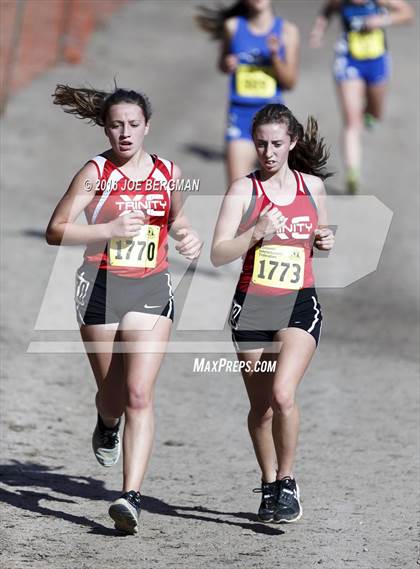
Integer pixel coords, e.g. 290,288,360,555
84,153,173,278
237,170,318,296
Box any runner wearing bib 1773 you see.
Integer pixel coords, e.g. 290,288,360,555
196,0,299,185
310,0,414,194
46,86,201,535
211,104,334,524
231,169,322,350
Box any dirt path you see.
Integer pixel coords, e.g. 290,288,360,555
1,2,419,568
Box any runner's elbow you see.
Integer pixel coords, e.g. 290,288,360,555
406,7,416,24
282,75,297,90
210,252,222,267
217,58,229,74
45,231,59,246
45,223,62,245
210,246,225,267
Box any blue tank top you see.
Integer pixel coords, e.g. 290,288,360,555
229,16,285,106
339,1,387,60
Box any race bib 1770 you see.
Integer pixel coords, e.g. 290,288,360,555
108,224,160,268
236,65,277,98
252,245,305,290
348,29,385,60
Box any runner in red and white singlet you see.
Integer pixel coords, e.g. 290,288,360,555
211,104,334,524
237,169,318,296
84,153,174,278
46,86,201,535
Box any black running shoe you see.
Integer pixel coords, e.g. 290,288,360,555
109,490,141,534
273,477,302,523
91,414,121,467
253,480,278,523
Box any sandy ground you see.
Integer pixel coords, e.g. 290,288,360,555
1,1,419,568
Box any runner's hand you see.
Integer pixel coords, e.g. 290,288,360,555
254,204,285,241
314,227,334,250
309,28,324,49
222,54,238,73
363,14,387,31
108,211,146,238
267,34,281,56
175,228,202,260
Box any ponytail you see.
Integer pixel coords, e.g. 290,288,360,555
288,116,332,180
53,84,107,125
195,1,248,40
53,84,152,126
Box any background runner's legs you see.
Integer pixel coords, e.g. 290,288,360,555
336,78,365,174
365,81,388,120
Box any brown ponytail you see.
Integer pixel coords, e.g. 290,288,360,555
252,104,333,180
53,84,152,126
195,1,248,40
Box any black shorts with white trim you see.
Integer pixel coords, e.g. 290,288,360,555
74,264,174,326
229,287,322,351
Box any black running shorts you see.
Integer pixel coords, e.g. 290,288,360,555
229,287,322,350
74,264,174,326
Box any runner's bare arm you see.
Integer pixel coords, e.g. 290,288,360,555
367,0,415,29
168,164,202,260
168,164,191,237
46,162,145,245
310,1,341,48
304,174,335,251
218,18,239,74
268,21,299,90
211,178,284,267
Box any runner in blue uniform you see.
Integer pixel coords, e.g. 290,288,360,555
310,0,414,193
197,0,299,184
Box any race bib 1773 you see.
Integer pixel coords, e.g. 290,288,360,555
252,244,305,290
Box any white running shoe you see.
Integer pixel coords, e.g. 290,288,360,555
109,491,141,534
91,415,121,467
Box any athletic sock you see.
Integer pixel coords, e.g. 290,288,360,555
98,414,120,431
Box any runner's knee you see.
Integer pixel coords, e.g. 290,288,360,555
126,385,153,412
344,115,363,130
272,389,295,416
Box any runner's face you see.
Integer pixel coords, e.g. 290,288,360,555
245,0,271,14
253,122,297,173
104,103,149,159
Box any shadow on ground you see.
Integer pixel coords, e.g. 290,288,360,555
183,143,224,162
0,461,284,536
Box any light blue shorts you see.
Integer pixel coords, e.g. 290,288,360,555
225,103,265,142
333,52,391,85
